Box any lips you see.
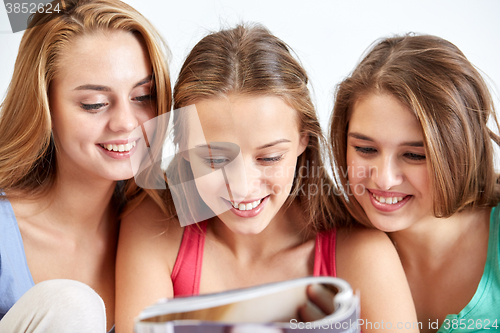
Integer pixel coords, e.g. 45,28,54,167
99,141,136,152
231,198,262,211
96,138,140,160
367,189,412,212
371,192,405,205
222,195,270,218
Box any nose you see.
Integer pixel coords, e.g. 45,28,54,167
223,155,261,203
371,155,403,191
108,99,139,133
243,160,264,198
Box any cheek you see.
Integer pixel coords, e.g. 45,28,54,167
408,165,431,197
345,150,369,185
52,112,88,146
264,161,296,194
140,105,157,124
194,171,228,200
51,93,83,138
130,105,156,131
263,165,293,183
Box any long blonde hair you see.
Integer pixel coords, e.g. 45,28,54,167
0,0,171,203
148,24,347,231
330,34,500,226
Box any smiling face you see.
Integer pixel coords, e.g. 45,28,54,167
185,94,308,235
49,30,155,182
346,93,432,232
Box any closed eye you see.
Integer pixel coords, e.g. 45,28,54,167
134,95,154,103
259,155,284,164
80,102,108,112
354,146,377,155
404,152,426,161
203,157,230,167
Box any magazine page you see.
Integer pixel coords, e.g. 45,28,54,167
135,277,360,333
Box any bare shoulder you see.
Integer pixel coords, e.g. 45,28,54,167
116,196,185,332
335,227,418,332
119,196,184,271
336,226,396,256
336,226,402,275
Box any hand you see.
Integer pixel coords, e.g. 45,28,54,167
298,284,337,322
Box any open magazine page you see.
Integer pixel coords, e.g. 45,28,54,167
135,277,360,333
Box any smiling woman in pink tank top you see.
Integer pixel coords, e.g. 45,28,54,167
115,24,419,333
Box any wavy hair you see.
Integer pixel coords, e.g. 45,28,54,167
148,24,347,231
0,0,171,205
330,34,500,226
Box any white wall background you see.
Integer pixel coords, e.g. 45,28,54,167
1,0,499,168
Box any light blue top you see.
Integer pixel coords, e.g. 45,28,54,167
0,195,115,333
0,195,35,320
437,202,500,332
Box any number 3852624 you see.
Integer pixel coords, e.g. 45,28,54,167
5,2,61,14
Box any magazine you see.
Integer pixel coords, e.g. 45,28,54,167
135,276,360,333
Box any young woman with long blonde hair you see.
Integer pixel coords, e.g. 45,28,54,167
0,0,170,331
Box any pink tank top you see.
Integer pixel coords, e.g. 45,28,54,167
171,221,337,296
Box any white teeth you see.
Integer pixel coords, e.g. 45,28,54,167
100,141,136,152
232,199,262,211
372,193,406,205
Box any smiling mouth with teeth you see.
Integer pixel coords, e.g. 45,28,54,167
99,141,137,153
371,192,407,205
231,198,263,211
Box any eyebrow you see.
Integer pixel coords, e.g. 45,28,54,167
73,75,153,92
74,84,111,92
194,139,291,151
257,139,291,150
348,132,424,147
134,75,153,88
194,144,232,151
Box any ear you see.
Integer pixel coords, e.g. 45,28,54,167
297,132,309,157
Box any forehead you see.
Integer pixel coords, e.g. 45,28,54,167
185,94,300,148
349,93,423,142
55,30,151,85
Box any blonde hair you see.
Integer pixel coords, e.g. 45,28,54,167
0,0,171,204
148,24,347,231
330,34,500,226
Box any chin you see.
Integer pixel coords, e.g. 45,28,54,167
222,218,270,236
368,216,407,233
107,174,133,182
106,168,135,181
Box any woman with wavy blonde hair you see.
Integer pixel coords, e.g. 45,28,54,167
0,0,170,331
330,34,500,332
116,24,418,333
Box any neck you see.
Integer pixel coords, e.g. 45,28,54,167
28,163,119,236
210,203,311,264
388,207,491,268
